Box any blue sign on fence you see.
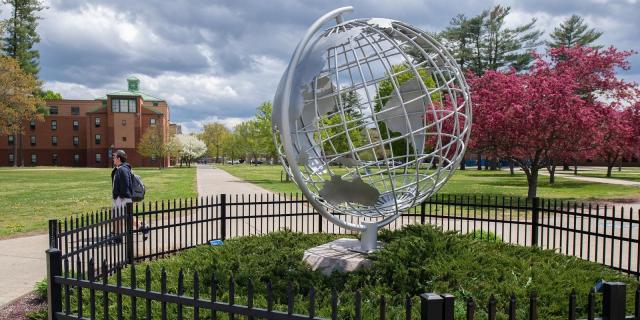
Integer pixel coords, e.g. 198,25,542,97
209,239,224,246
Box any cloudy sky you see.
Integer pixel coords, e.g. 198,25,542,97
3,0,639,133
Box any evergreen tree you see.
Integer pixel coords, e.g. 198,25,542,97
2,0,45,76
548,15,602,48
440,5,543,74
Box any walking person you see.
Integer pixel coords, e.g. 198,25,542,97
110,150,133,243
110,150,150,243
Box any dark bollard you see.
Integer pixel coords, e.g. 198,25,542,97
420,293,443,320
602,282,626,320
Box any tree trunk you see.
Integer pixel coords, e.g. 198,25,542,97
19,134,24,167
12,132,17,167
574,165,578,176
526,168,539,200
216,145,220,164
548,165,556,184
490,158,498,170
563,164,570,171
460,161,466,170
607,165,613,177
477,153,482,170
509,161,514,175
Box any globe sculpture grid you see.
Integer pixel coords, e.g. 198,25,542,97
273,7,471,247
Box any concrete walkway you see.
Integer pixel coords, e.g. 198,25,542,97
196,164,275,196
0,234,48,306
551,172,640,187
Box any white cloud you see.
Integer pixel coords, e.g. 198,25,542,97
44,81,110,99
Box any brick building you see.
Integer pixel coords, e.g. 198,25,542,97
0,77,178,167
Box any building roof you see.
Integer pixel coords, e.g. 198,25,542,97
95,90,164,102
95,77,165,102
143,106,164,115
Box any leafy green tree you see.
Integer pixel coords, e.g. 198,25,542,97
221,130,243,165
317,91,366,159
137,127,166,169
40,90,62,100
2,0,45,76
548,15,602,49
0,55,42,166
373,64,439,159
199,122,230,163
234,120,263,165
255,101,277,163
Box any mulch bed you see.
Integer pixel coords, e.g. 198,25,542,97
0,291,47,320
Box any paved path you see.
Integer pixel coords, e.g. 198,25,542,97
540,171,640,187
196,164,274,196
0,234,47,306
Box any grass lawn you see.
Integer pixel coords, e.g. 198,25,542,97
218,164,640,201
0,166,197,238
82,226,637,319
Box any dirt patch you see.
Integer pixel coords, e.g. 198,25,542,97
0,291,47,320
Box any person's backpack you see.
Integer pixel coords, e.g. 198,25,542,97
131,171,146,202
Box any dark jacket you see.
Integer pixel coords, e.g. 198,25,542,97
111,163,133,199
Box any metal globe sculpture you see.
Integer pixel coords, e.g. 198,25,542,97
273,7,471,247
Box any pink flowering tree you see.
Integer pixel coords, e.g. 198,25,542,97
594,104,640,177
469,60,593,199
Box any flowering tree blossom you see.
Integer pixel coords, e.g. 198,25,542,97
176,134,207,167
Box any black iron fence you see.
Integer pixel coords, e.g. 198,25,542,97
46,193,640,319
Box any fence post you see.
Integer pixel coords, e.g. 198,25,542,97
420,293,443,320
318,213,323,233
602,282,626,320
421,202,426,225
48,219,58,249
125,202,134,265
442,294,454,320
531,197,540,247
46,248,62,320
220,194,227,240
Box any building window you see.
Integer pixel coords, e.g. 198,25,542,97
74,154,80,163
95,153,101,163
71,107,80,115
9,154,14,163
51,120,57,130
95,118,101,128
49,106,58,114
122,137,127,142
30,136,36,145
73,120,79,130
8,135,14,145
73,136,79,146
122,120,126,126
153,102,159,106
150,118,157,126
151,155,157,162
31,154,36,164
51,136,58,145
52,153,58,164
111,99,137,113
95,134,101,145
30,120,36,130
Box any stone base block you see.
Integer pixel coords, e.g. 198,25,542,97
303,238,377,275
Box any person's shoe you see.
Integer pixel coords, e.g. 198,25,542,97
140,224,150,241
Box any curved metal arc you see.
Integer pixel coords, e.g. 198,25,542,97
278,7,366,231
